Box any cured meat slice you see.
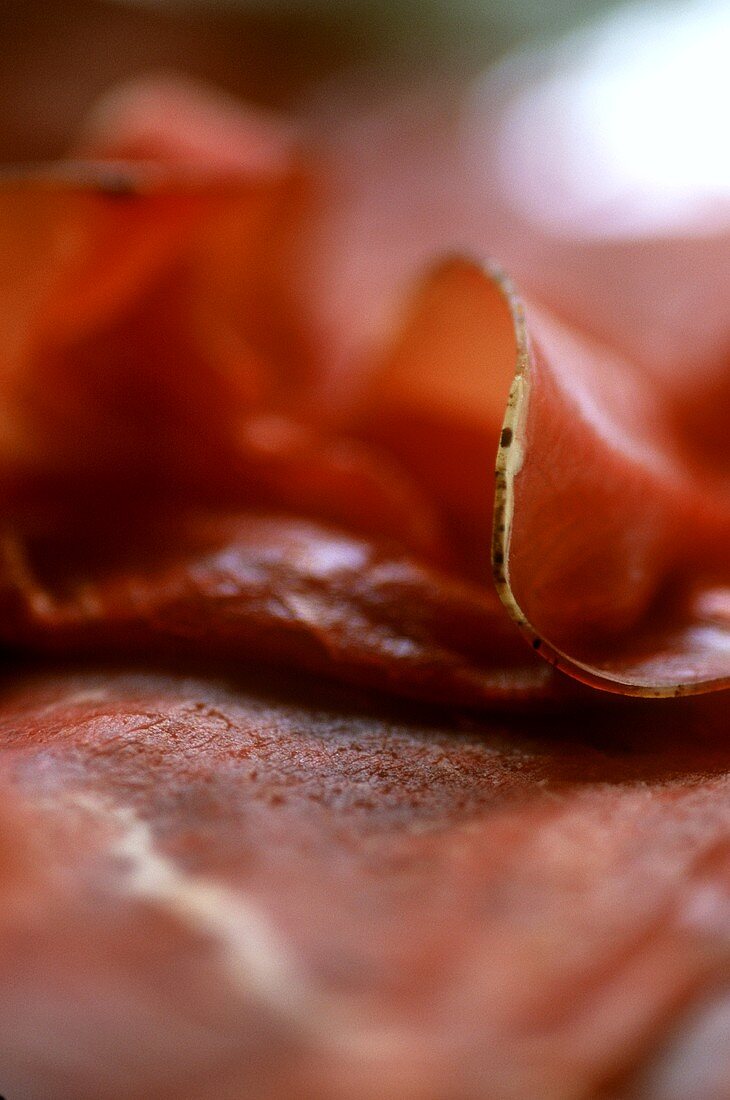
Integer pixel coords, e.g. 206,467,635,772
3,89,728,699
357,258,517,580
350,254,730,696
0,666,728,1099
76,75,317,400
0,509,558,708
76,74,296,175
0,178,447,558
0,167,295,491
487,266,730,695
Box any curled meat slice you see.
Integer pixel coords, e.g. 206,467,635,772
357,257,517,580
76,74,297,175
2,76,728,702
484,265,730,696
0,166,296,489
351,254,730,695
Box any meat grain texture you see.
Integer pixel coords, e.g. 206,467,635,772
0,26,729,1100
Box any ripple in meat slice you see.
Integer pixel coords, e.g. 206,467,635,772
356,257,730,696
1,75,728,709
0,509,560,708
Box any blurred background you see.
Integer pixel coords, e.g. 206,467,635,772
0,0,626,162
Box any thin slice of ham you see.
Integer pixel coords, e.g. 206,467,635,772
0,509,560,708
347,255,730,695
0,22,730,1100
488,265,730,695
0,666,728,1099
1,68,728,698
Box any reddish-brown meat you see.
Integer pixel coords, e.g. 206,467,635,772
0,66,729,1100
0,667,728,1099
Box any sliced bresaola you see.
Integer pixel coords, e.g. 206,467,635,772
0,665,729,1099
0,507,560,708
0,165,294,488
472,262,729,695
1,74,728,702
355,256,730,696
75,75,320,405
0,165,447,560
296,66,730,695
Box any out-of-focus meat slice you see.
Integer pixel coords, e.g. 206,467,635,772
0,666,728,1099
297,12,730,401
76,74,297,175
0,167,448,562
0,167,295,488
75,76,317,399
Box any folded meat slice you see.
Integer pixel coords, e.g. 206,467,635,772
0,508,560,708
75,75,323,404
352,254,730,695
356,258,518,581
0,167,296,489
2,78,728,702
0,665,729,1100
486,266,730,695
0,173,445,555
76,74,297,175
